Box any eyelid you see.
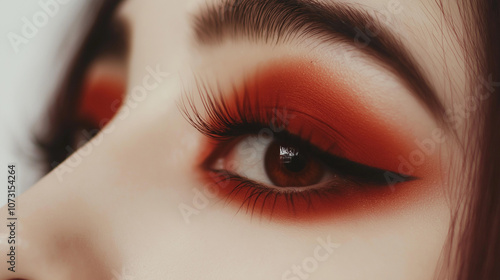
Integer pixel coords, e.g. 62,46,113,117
199,167,422,222
205,130,417,190
181,58,439,180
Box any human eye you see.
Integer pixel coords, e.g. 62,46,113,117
180,58,432,222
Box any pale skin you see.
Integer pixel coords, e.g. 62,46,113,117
0,0,472,279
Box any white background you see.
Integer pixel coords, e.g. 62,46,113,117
0,0,92,205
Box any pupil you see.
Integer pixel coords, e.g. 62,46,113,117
280,146,307,173
264,139,324,187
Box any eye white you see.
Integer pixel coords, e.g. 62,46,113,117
213,134,274,185
212,133,336,190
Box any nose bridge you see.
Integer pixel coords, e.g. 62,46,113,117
0,174,118,280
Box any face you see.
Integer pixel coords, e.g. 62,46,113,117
1,0,474,279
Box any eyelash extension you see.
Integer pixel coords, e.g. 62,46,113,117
178,77,291,142
178,77,416,179
178,75,358,155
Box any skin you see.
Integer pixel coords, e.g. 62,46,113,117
0,0,472,279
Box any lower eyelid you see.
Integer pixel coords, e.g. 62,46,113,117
199,169,424,223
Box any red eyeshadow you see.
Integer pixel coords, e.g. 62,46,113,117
247,59,439,178
78,75,124,126
201,171,430,223
197,58,442,223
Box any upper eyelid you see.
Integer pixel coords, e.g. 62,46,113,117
184,88,415,185
192,0,448,127
211,131,416,185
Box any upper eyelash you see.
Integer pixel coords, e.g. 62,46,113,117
178,76,356,153
177,77,289,141
178,77,416,184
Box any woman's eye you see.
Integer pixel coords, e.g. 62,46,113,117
211,134,332,190
206,129,410,195
182,61,423,220
200,128,416,220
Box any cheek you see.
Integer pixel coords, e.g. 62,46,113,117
133,179,449,280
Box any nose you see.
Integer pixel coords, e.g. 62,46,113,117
0,65,188,278
0,78,185,279
0,164,119,279
0,137,133,280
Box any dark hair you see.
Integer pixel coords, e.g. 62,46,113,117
38,0,500,279
37,0,125,170
451,0,500,279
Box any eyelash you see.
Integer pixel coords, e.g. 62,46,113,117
178,79,414,219
178,80,285,141
207,170,335,218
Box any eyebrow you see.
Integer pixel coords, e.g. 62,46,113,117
192,0,447,124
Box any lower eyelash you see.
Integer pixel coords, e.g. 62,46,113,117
210,170,315,218
207,169,364,219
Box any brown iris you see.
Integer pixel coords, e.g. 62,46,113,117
264,139,325,187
